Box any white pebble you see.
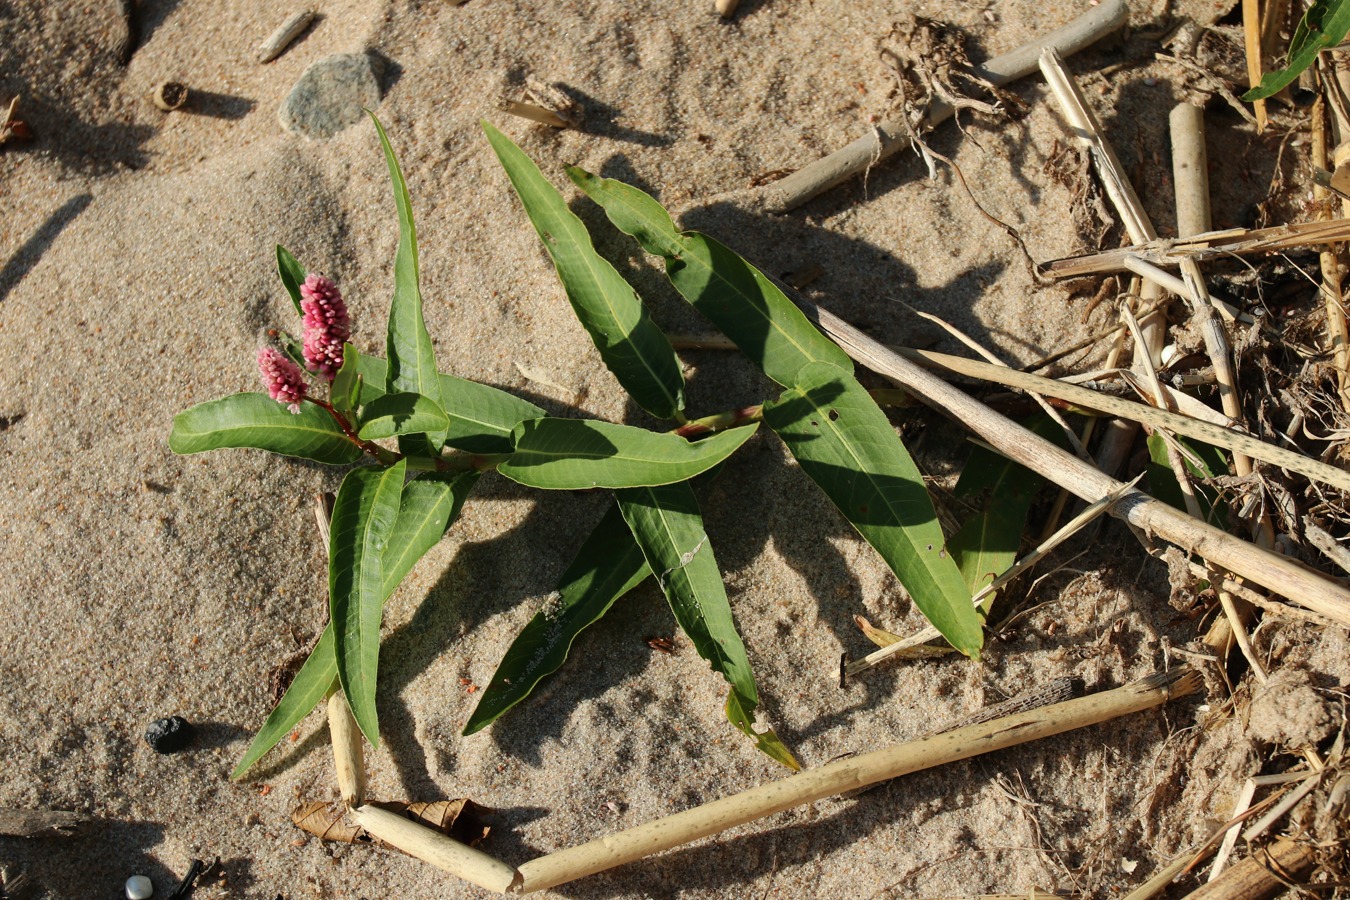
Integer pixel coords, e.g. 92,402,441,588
126,874,154,899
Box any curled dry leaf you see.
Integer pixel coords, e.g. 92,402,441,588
292,798,490,847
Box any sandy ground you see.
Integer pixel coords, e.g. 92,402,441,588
2,1,1347,897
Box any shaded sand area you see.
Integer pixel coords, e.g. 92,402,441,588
2,0,1348,897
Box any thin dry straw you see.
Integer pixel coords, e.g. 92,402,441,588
1043,217,1350,278
257,10,315,63
752,0,1128,213
896,347,1350,493
512,668,1201,893
797,299,1350,627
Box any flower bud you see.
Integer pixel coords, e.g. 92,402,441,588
257,347,308,413
300,274,350,379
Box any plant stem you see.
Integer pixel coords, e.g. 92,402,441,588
307,397,404,466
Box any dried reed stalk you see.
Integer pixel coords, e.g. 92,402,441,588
1241,0,1269,131
1040,48,1169,480
1314,92,1350,412
896,347,1350,493
752,0,1128,212
352,804,521,893
798,300,1350,627
1043,218,1350,277
513,669,1201,893
1181,837,1316,899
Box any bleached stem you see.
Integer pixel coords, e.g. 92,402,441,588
753,0,1128,212
513,669,1200,893
353,805,521,893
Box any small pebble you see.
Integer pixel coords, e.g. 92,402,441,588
126,874,154,899
278,52,381,139
144,716,195,754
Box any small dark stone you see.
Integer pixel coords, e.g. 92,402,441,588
144,716,195,754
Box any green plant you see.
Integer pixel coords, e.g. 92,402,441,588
172,116,989,779
1244,0,1350,101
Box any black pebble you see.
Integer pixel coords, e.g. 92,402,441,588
144,716,195,754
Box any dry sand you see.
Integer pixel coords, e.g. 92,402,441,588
2,0,1347,897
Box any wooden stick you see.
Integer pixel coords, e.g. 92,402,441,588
514,669,1201,893
799,300,1350,627
257,10,316,63
352,804,520,893
1241,0,1270,132
0,808,89,838
1180,837,1316,899
752,0,1128,212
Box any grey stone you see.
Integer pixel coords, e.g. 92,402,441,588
279,53,381,139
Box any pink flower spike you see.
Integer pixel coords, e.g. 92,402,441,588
300,274,350,380
257,347,309,413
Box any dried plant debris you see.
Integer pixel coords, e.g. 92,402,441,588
293,799,490,848
876,15,1028,138
1043,139,1116,252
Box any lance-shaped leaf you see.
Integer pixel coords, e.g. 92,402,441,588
618,481,798,769
169,393,361,465
357,391,450,440
568,167,851,387
497,417,757,490
232,471,480,778
1244,0,1350,101
483,122,685,419
355,353,546,454
947,419,1057,605
371,113,446,454
331,344,363,416
277,244,306,315
330,460,407,745
763,362,981,658
1146,434,1229,528
465,503,651,735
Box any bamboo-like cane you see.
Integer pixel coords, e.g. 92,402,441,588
327,691,366,807
1181,837,1316,899
1241,0,1269,132
753,0,1127,212
513,669,1201,893
352,804,521,893
797,301,1350,627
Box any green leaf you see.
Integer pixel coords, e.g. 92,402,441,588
354,354,546,453
1146,434,1230,528
370,113,446,454
568,167,852,386
357,391,451,440
169,393,361,465
763,362,981,658
482,122,685,419
497,417,758,490
232,470,479,778
726,689,800,771
618,481,797,769
465,503,651,735
330,460,407,746
331,344,363,416
1244,0,1350,100
946,418,1059,606
277,244,306,316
